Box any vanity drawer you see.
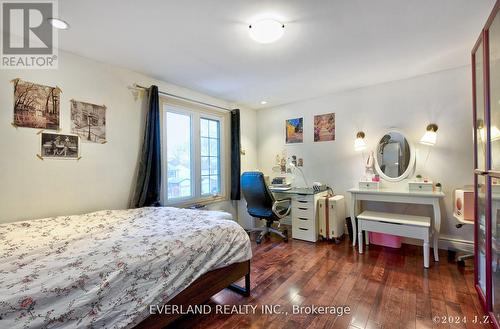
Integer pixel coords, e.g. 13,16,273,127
409,182,433,192
359,181,380,190
292,224,317,242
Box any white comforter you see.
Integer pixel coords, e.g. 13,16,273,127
0,207,252,329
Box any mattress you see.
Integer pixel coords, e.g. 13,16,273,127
0,207,252,328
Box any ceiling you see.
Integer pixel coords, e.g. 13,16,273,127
58,0,495,109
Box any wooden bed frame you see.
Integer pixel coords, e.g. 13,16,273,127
135,260,251,329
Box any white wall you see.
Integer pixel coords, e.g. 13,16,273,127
0,50,475,241
205,104,259,229
257,66,474,243
0,51,257,226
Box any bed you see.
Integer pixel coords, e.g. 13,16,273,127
0,207,252,329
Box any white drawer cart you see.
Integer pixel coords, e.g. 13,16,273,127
271,188,328,242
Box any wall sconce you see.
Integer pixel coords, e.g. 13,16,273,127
420,124,438,146
354,131,367,151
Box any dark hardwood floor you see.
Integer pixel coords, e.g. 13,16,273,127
169,232,489,329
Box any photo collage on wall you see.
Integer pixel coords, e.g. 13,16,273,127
11,78,107,160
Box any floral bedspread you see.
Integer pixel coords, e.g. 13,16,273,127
0,207,252,329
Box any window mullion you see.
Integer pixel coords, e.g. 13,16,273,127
192,112,201,199
160,108,167,206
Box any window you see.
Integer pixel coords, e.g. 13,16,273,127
200,118,222,196
165,112,192,200
162,99,228,205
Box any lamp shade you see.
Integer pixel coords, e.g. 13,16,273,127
354,131,366,151
479,125,500,142
420,131,437,145
420,124,438,146
492,126,500,141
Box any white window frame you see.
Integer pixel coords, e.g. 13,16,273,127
160,97,230,207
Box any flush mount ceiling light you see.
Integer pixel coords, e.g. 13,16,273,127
260,100,267,105
48,18,70,30
248,19,285,44
420,124,438,146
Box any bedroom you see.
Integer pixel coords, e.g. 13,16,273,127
0,0,499,328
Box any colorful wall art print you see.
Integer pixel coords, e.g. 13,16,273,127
286,118,303,144
314,113,335,142
71,100,107,143
13,79,61,130
40,132,80,159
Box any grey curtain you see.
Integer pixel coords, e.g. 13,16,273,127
231,109,241,200
131,85,162,208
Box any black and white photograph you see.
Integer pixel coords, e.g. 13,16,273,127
40,133,80,159
13,79,61,130
70,100,106,143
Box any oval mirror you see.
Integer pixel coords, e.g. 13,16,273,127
374,130,415,182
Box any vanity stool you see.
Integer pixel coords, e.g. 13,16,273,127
357,210,431,268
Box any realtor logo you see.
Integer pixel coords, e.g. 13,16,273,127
1,0,58,69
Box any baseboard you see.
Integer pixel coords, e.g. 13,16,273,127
243,218,474,254
438,235,474,253
401,235,473,253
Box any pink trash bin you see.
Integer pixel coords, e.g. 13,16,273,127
369,232,402,248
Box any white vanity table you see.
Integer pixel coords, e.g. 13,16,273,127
348,187,445,261
350,129,445,264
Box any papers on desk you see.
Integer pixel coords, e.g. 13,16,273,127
269,185,292,191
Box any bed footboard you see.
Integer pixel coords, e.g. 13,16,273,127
135,260,251,329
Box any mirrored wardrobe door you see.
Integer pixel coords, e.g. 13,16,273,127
490,9,500,322
477,40,487,172
474,37,488,301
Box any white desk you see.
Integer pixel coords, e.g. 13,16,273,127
348,188,445,261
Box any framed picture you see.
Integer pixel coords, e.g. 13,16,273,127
13,79,61,130
40,132,80,160
314,113,335,142
286,118,303,144
70,100,107,143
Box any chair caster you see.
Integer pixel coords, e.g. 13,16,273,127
256,237,262,244
283,230,289,242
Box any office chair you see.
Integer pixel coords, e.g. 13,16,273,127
241,172,291,244
450,188,474,267
453,222,474,266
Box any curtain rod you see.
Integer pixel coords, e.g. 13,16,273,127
133,84,232,112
